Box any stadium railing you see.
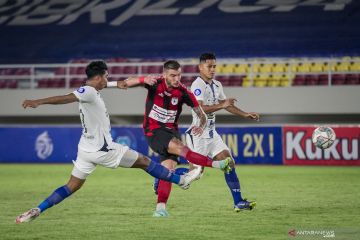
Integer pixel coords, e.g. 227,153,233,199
0,57,359,89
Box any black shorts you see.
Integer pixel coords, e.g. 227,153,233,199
146,128,181,163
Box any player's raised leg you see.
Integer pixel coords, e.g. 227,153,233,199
15,173,86,224
168,138,232,173
153,167,189,195
126,149,201,190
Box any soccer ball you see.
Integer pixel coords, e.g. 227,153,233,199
312,126,336,149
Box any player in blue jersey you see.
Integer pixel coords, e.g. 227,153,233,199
15,60,202,224
186,53,259,211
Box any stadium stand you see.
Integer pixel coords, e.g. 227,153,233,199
0,57,359,89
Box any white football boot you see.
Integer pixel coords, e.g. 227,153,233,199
179,167,202,190
15,208,41,224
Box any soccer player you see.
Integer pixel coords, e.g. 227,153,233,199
15,60,202,224
107,60,232,217
185,53,260,212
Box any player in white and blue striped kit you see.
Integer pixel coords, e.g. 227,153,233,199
186,53,260,211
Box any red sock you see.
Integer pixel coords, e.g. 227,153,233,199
181,147,213,167
157,180,172,203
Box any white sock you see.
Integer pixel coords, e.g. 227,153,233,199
156,203,166,211
211,161,221,169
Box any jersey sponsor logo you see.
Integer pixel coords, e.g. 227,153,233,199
194,89,202,96
35,131,54,160
153,104,177,115
149,104,177,123
149,110,176,123
77,87,85,93
171,97,178,105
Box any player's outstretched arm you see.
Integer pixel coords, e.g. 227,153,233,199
224,103,260,121
107,75,158,89
22,93,78,109
199,98,236,114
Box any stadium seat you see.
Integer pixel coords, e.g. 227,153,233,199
182,65,197,73
345,74,359,85
14,68,31,75
234,64,248,74
259,63,273,73
273,63,286,73
123,66,138,74
242,77,252,87
305,75,319,85
280,75,290,87
268,75,280,87
216,64,226,74
309,62,324,72
55,67,66,75
297,62,311,73
37,79,49,88
349,62,360,71
228,75,243,86
323,62,336,72
318,74,329,85
331,74,346,85
109,66,123,75
292,75,306,86
70,67,77,75
70,78,84,88
47,79,65,88
254,74,268,87
181,76,193,87
250,63,261,73
221,64,236,74
0,80,6,88
335,62,350,72
216,76,230,86
76,67,86,76
147,66,162,74
7,79,18,89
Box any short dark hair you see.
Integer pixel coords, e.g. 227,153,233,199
199,53,216,63
163,60,181,70
85,60,108,79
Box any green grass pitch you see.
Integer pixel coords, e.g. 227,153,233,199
1,165,359,240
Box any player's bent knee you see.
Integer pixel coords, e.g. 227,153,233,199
67,175,86,193
131,154,150,169
71,166,89,180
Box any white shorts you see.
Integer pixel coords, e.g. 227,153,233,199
71,143,139,179
185,131,229,159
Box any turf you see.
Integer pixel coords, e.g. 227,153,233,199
0,165,359,240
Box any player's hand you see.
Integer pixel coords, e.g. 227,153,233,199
246,112,260,121
221,98,236,109
22,100,39,109
144,75,159,86
191,126,204,137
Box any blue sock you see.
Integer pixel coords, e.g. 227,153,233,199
146,161,180,184
175,167,189,175
38,185,72,213
224,168,243,205
153,167,189,194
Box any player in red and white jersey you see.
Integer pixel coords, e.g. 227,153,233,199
108,60,232,217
